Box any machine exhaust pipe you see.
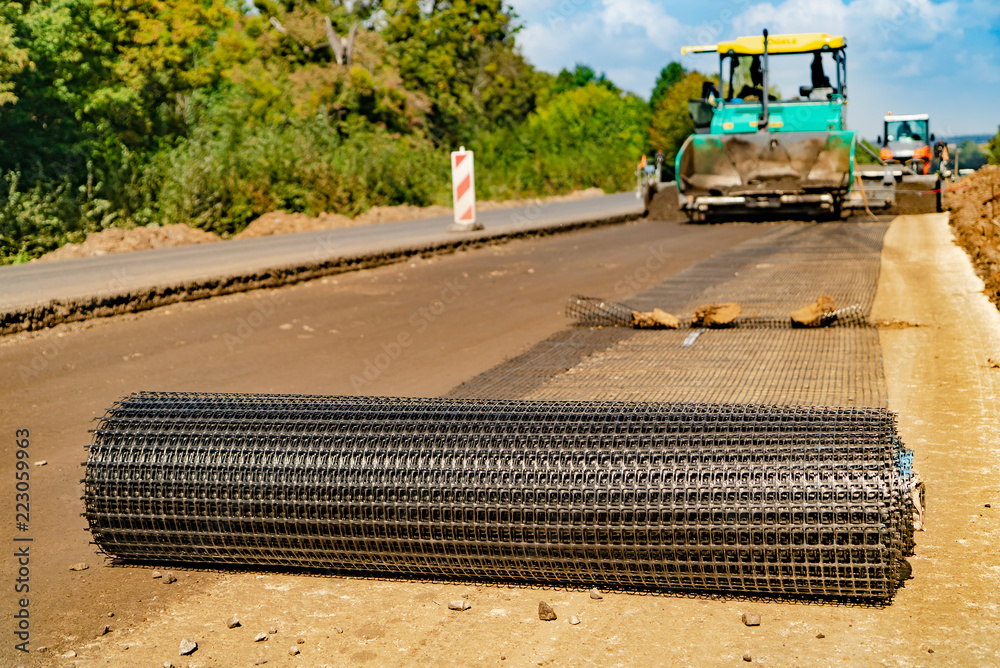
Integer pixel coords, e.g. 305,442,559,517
759,29,769,131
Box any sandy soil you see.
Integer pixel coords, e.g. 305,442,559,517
945,165,1000,308
38,225,221,262
4,214,998,667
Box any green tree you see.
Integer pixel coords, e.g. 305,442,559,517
527,84,650,192
989,127,1000,166
957,139,988,170
381,0,522,139
553,63,617,95
649,71,709,164
649,62,684,109
0,2,29,106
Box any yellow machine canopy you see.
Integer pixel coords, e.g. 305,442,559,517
682,33,845,56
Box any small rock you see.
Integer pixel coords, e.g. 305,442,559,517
163,572,177,584
254,632,268,642
36,646,48,652
289,646,301,656
152,570,163,579
107,612,114,617
928,648,935,654
816,633,826,639
179,638,198,656
589,588,603,600
538,601,557,621
743,652,752,662
461,593,470,598
693,302,742,327
297,638,305,644
69,562,89,572
631,308,680,330
255,659,268,665
334,627,343,634
742,612,761,627
98,624,111,636
448,600,472,611
268,626,278,634
163,663,174,668
62,651,78,658
791,295,837,327
569,615,581,626
226,615,241,629
34,460,47,466
986,504,992,508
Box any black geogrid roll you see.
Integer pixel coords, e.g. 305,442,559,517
84,392,916,601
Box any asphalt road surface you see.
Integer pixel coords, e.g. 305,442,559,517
0,193,644,311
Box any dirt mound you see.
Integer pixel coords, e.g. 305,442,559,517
946,166,1000,309
37,224,221,262
236,189,608,239
645,183,682,221
38,189,610,260
354,204,452,225
235,211,355,239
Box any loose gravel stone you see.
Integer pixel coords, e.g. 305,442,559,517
36,646,48,652
151,570,162,579
816,633,826,639
34,460,47,466
335,627,343,634
254,632,269,642
255,659,268,665
107,612,114,618
589,588,603,600
61,651,77,658
538,601,557,621
69,563,89,572
448,600,472,611
227,615,241,629
289,646,301,656
269,626,278,634
743,652,752,662
98,624,111,636
742,613,761,627
163,573,178,584
569,615,581,625
179,638,198,656
163,662,174,668
297,638,305,644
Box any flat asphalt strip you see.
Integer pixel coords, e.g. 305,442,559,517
0,196,644,336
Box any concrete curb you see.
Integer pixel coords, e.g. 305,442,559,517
1,212,639,337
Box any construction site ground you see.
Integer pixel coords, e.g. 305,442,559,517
1,212,999,667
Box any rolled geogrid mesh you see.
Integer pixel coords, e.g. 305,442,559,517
84,392,916,601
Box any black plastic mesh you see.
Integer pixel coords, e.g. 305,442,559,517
84,392,916,601
453,223,889,406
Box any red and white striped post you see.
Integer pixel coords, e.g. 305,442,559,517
449,146,483,232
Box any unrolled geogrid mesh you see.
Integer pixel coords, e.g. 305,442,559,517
453,222,889,406
566,295,635,328
84,392,916,601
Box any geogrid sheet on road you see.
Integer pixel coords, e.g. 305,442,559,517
450,222,890,408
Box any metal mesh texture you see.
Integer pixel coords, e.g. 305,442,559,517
452,223,889,407
84,392,916,601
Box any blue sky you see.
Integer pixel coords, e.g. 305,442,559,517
508,0,1000,139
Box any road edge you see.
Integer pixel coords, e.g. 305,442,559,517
1,212,640,337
